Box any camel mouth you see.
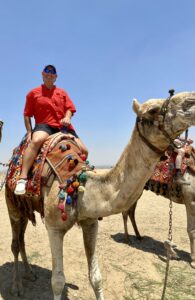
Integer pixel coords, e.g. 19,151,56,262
0,121,3,128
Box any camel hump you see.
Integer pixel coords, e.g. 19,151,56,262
45,138,87,185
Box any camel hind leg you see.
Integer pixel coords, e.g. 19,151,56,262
128,201,142,240
5,186,36,296
81,219,104,300
122,201,142,242
10,217,24,296
9,216,36,295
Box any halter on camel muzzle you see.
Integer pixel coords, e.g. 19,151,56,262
136,89,186,155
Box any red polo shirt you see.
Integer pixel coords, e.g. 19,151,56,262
24,85,76,130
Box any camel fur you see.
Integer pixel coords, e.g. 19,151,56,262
5,92,195,300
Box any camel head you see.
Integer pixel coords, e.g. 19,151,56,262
133,91,195,152
0,120,3,142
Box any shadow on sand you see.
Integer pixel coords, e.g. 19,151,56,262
0,262,78,300
111,233,191,264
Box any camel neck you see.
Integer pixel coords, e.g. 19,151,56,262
78,126,162,220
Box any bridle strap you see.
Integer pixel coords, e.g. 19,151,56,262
136,89,178,155
136,119,165,155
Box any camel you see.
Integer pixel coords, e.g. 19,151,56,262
5,91,195,300
122,168,195,268
0,119,3,142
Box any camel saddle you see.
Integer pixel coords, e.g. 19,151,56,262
144,145,195,197
149,145,194,184
6,132,87,197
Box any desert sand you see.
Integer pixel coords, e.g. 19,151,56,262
0,172,194,300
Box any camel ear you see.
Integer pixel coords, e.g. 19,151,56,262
132,98,142,116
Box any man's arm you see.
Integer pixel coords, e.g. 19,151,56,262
60,110,73,127
24,116,32,142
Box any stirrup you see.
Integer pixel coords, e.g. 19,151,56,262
14,179,28,195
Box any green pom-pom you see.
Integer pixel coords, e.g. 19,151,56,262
59,190,65,200
79,172,88,182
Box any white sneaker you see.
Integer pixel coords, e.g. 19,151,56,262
14,179,28,195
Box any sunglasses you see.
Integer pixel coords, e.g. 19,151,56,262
43,68,56,75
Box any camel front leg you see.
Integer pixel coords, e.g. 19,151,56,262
81,219,104,300
185,200,195,268
47,228,65,300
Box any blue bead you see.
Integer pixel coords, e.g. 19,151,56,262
66,195,72,205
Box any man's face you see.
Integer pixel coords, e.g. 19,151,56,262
42,67,57,86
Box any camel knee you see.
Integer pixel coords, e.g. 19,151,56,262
51,271,65,296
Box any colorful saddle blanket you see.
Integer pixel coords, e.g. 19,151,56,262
150,145,194,184
6,132,87,196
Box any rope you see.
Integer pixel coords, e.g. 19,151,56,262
161,251,171,300
161,199,173,300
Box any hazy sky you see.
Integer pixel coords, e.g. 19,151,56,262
0,1,195,166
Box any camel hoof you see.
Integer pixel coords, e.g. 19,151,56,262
190,261,195,269
136,235,143,241
11,281,24,297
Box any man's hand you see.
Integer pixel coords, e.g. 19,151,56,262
60,110,73,127
60,116,71,127
26,131,32,143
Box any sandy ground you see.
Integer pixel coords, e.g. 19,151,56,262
0,173,194,300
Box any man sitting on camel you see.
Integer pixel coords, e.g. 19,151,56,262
14,64,88,195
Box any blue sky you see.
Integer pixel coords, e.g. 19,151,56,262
0,1,195,166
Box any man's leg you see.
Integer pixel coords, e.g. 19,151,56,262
14,131,49,195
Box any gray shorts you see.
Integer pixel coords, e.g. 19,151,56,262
33,124,79,138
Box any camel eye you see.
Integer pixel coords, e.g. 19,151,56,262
148,107,159,116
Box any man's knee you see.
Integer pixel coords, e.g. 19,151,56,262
30,137,46,149
31,132,49,148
